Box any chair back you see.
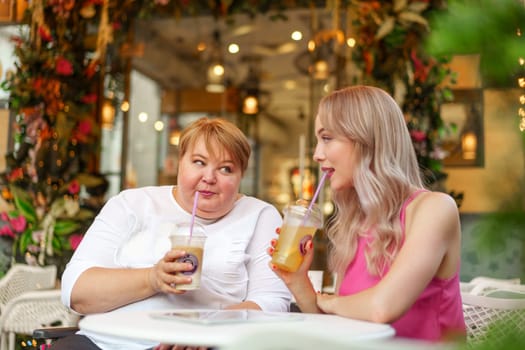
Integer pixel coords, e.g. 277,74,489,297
0,264,57,314
462,287,525,347
0,290,79,335
460,275,521,295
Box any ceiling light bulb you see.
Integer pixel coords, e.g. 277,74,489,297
170,130,181,146
154,121,164,131
228,43,239,54
120,101,130,112
313,60,329,80
308,40,316,52
138,112,148,123
101,101,115,130
197,42,206,51
291,31,302,41
212,64,224,76
346,37,356,48
243,96,259,114
461,132,477,160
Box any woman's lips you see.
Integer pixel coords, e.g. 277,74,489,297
198,190,214,196
321,167,334,177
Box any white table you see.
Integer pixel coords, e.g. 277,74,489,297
79,309,395,348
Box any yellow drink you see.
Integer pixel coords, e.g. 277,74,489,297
271,225,318,272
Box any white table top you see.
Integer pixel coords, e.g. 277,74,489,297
79,309,395,348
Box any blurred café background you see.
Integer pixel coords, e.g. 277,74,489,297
1,0,524,283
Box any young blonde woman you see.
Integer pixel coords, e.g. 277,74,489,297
269,85,466,342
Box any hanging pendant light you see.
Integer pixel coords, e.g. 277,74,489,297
101,99,115,130
206,30,226,93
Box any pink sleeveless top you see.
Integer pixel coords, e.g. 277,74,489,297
338,190,466,341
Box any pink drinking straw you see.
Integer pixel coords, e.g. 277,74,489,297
302,171,328,225
189,191,200,239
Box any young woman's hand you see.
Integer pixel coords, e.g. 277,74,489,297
316,292,338,314
267,228,313,279
267,227,321,313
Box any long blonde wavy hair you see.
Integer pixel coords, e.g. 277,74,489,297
319,86,425,278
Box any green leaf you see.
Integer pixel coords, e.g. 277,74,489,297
9,185,38,223
18,230,33,254
52,235,64,252
54,220,80,235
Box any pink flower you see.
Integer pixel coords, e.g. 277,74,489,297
9,215,27,232
68,179,80,195
32,229,44,242
26,244,40,254
69,234,84,250
430,146,448,160
73,119,93,143
55,56,74,76
410,130,427,143
0,225,15,238
1,212,8,221
77,119,92,135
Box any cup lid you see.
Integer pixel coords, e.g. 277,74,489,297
284,199,323,227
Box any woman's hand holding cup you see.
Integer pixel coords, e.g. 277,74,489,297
268,227,315,288
149,248,196,294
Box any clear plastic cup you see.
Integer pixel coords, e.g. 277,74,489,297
169,222,206,290
271,199,323,272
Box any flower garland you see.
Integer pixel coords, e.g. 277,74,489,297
350,0,455,185
0,0,133,269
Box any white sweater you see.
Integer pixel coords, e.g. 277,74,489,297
61,186,291,350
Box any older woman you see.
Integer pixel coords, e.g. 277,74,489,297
56,117,290,350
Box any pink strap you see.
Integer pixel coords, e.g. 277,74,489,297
400,189,429,230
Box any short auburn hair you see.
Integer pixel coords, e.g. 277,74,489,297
178,117,251,174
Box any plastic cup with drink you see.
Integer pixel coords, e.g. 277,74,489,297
169,191,206,291
271,172,327,272
169,222,206,290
